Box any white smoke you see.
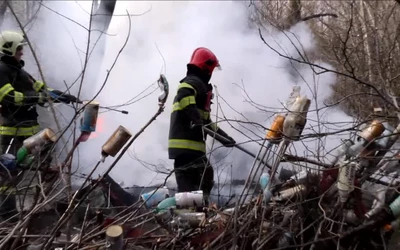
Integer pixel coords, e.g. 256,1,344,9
1,1,354,189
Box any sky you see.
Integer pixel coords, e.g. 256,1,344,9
1,1,355,189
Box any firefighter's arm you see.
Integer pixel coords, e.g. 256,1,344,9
205,119,236,147
28,75,79,104
0,73,46,106
29,75,79,103
175,84,203,125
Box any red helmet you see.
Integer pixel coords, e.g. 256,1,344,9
188,47,221,75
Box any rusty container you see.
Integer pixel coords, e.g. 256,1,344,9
101,125,132,158
359,120,385,142
265,115,285,142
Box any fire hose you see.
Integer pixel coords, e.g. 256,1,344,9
202,126,273,169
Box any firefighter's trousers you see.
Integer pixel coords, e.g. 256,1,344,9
0,135,26,222
174,154,214,198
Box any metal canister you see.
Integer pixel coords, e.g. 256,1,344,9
359,120,385,142
80,101,100,132
272,184,307,201
101,125,132,158
265,115,285,143
23,128,57,152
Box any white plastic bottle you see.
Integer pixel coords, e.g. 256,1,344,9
282,95,311,141
337,161,357,203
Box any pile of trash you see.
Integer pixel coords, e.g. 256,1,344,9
1,77,400,250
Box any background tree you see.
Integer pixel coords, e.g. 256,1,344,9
251,0,400,124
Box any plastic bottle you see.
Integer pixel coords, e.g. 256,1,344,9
337,161,357,203
176,212,206,227
0,154,17,172
272,185,307,201
23,128,56,151
265,115,285,143
359,120,385,142
141,187,170,208
330,140,354,166
16,147,29,165
379,155,400,174
154,196,176,213
259,172,270,190
347,141,367,157
175,190,204,208
282,95,311,141
285,170,309,186
375,122,392,148
389,195,400,218
365,188,386,219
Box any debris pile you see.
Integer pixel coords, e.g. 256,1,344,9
1,80,400,250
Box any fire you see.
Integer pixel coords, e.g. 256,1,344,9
89,115,104,139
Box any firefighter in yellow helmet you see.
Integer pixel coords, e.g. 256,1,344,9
0,31,78,155
0,31,78,221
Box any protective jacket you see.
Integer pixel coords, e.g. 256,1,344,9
168,65,231,159
0,56,48,136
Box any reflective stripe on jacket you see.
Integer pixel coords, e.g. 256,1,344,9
0,57,46,128
0,125,41,136
168,75,212,159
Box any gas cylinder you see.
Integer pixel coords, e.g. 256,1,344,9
359,120,385,142
80,101,100,132
101,125,132,161
282,95,311,141
265,115,285,143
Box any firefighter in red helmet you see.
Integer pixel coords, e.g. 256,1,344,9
168,47,236,201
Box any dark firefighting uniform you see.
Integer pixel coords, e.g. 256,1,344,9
0,55,73,220
168,65,233,196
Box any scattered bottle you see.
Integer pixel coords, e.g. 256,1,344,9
175,190,204,208
282,95,311,141
337,161,357,203
265,115,285,143
330,140,354,166
259,172,270,190
154,196,176,213
141,187,170,208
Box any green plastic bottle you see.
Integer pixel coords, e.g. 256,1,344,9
16,146,35,167
154,197,176,213
16,146,28,164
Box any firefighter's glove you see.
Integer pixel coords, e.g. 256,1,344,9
216,128,236,147
48,90,78,104
222,136,236,147
24,91,47,105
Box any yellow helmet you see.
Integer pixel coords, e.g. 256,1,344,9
0,31,27,56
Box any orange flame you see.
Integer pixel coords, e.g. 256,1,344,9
89,115,104,139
